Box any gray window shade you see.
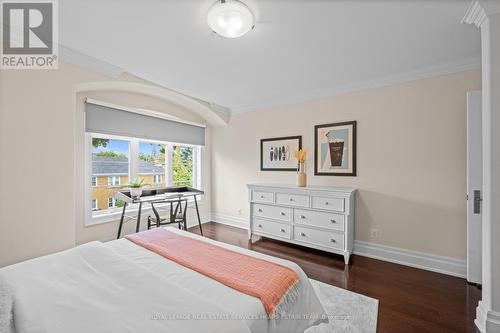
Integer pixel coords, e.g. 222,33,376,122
85,102,205,146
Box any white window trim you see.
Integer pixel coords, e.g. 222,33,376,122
85,132,203,226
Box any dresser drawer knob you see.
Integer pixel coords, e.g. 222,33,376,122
330,238,336,243
330,219,336,223
260,195,265,199
300,215,306,219
258,208,263,212
258,224,262,228
280,228,286,233
280,212,286,216
300,232,306,237
325,201,329,205
289,198,294,201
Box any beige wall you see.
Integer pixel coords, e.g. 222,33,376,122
0,62,104,266
0,62,481,266
211,70,481,260
0,62,212,266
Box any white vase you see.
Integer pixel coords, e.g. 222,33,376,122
130,187,143,198
297,161,307,187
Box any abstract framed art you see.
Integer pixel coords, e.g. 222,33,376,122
314,121,357,176
260,136,302,171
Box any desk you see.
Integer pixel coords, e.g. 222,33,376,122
114,186,204,239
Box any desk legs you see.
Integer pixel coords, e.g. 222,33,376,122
194,195,203,236
117,203,127,239
116,195,203,238
135,202,143,233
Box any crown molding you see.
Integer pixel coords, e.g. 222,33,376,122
463,0,500,27
59,45,125,78
208,102,232,123
230,56,481,114
59,44,230,125
463,1,487,27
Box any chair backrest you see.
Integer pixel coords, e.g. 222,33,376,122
150,199,188,222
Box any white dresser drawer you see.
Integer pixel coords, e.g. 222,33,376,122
311,196,344,212
248,184,355,265
293,226,344,250
294,209,344,231
253,218,290,239
253,204,291,222
252,190,274,204
275,193,309,207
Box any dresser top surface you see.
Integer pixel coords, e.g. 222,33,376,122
247,183,356,193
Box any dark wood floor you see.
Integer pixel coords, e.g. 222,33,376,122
188,222,481,333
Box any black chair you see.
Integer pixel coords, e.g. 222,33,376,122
147,199,189,231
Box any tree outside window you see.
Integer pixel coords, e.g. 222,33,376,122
172,146,193,186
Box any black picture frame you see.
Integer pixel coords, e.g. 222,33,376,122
260,136,302,171
314,121,357,176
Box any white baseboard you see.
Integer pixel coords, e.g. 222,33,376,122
475,301,500,333
211,213,248,229
185,213,212,228
353,240,466,278
210,212,467,278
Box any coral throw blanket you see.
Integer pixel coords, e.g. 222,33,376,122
125,229,300,317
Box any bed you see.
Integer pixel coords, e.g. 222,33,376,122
0,227,327,333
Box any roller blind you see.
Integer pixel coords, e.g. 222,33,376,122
85,101,205,146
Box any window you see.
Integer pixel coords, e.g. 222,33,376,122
107,176,121,186
87,134,202,222
153,174,162,184
138,142,166,189
172,145,194,186
91,137,129,218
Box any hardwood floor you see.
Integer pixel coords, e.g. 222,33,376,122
189,222,481,333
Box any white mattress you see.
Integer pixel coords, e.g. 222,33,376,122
0,227,326,333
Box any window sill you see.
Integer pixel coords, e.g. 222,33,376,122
85,199,205,227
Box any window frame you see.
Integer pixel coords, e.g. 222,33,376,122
85,132,203,226
153,174,162,184
91,176,97,187
91,198,98,211
107,176,121,187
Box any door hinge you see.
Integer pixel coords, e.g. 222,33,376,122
474,190,482,214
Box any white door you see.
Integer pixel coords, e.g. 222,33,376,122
467,90,482,284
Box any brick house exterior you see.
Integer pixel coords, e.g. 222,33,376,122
91,156,165,211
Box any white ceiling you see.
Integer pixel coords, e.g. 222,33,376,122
60,0,480,113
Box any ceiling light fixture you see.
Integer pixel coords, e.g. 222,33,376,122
207,0,254,38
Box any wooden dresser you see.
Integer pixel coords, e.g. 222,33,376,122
247,183,356,264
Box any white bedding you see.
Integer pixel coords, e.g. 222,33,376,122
0,227,327,333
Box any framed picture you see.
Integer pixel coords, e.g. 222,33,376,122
261,136,302,171
314,121,357,176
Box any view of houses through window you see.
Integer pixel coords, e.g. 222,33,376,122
90,135,199,218
138,142,166,190
91,137,129,215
